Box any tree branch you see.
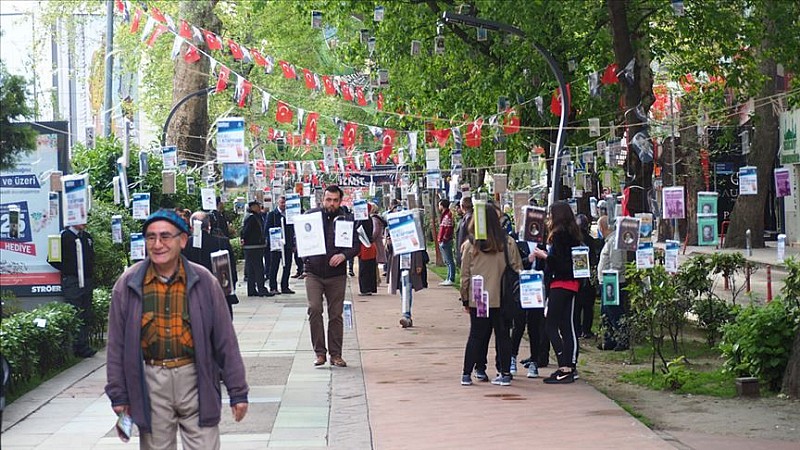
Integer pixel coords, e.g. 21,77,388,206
424,0,502,65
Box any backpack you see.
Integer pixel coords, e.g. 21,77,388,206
500,240,521,322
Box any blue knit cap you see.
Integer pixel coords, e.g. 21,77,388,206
142,209,190,234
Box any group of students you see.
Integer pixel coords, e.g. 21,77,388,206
455,197,612,387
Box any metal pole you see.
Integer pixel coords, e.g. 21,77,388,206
103,0,114,137
670,91,679,242
161,87,215,146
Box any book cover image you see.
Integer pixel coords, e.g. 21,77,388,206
698,216,719,247
635,213,653,242
615,217,641,252
602,270,619,306
211,250,234,295
697,191,718,215
523,207,547,243
571,246,590,278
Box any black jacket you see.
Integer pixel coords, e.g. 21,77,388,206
49,227,94,279
303,207,360,278
265,207,295,250
240,212,266,248
545,229,582,282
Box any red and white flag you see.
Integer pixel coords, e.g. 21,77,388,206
251,49,266,67
322,76,336,95
380,129,397,162
146,24,168,47
503,110,520,134
179,20,193,39
276,101,294,123
466,118,483,147
184,45,201,63
215,65,230,93
356,87,367,106
130,8,143,33
302,69,316,89
279,60,296,79
550,84,571,117
203,29,222,50
304,112,319,144
227,39,244,60
341,82,353,101
429,128,451,148
343,122,358,149
235,77,252,107
377,92,384,111
149,6,167,24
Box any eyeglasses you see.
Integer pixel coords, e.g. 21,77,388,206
145,231,183,244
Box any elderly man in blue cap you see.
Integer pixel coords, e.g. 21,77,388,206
105,209,248,449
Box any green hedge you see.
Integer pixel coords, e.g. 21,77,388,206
0,288,110,391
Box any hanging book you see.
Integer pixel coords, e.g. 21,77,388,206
162,170,176,194
697,191,718,215
162,146,177,169
665,240,680,273
132,193,151,220
775,167,792,198
473,200,488,240
111,215,123,244
434,35,444,54
602,270,619,306
635,213,654,243
522,206,546,243
130,233,145,261
662,186,685,219
311,10,322,29
571,246,590,278
374,5,385,22
472,275,487,318
697,216,718,246
636,242,654,269
410,40,421,56
210,250,235,295
614,216,641,252
519,270,545,308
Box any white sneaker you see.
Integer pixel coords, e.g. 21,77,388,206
439,280,454,286
527,363,539,378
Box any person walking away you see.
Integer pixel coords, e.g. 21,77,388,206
437,199,456,286
455,196,473,269
241,201,270,297
357,203,381,296
260,202,272,288
183,211,239,318
460,206,522,386
575,214,601,339
48,223,96,358
105,209,248,449
266,195,296,295
371,203,388,286
209,196,231,238
530,201,582,384
303,185,359,367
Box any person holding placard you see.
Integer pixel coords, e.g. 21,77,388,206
209,196,232,238
303,185,360,368
241,201,269,297
459,206,523,386
266,195,296,295
530,201,582,384
48,223,96,358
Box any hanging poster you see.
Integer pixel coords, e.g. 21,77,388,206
131,193,150,220
111,215,123,244
216,117,246,163
473,200,487,240
635,213,654,243
130,233,145,260
426,170,441,190
269,227,283,251
387,209,424,255
738,166,757,195
665,240,680,273
425,148,440,171
294,211,327,257
662,186,685,219
571,246,590,278
493,174,507,195
522,206,546,243
472,275,487,318
161,146,177,169
775,167,792,198
698,215,718,246
201,188,216,210
353,199,368,220
697,191,719,215
519,270,545,308
62,174,89,227
210,250,234,295
311,10,322,29
222,163,250,196
602,270,620,306
162,170,176,194
636,242,654,269
615,216,641,252
285,193,301,224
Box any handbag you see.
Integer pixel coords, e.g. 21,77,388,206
500,241,520,320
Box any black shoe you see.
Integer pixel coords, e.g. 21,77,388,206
614,344,629,351
76,348,97,358
281,289,295,294
259,291,275,297
543,368,574,384
520,357,533,368
268,290,279,296
290,273,302,279
348,271,355,277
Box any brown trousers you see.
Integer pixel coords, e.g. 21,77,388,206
305,273,347,358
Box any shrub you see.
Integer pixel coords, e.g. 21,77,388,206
87,200,139,289
90,288,112,346
692,296,738,346
720,298,799,391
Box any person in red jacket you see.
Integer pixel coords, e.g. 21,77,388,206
437,199,456,286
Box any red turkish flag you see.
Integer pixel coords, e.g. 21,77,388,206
601,63,619,85
466,118,484,147
227,39,244,60
550,84,571,117
380,129,397,161
504,111,520,134
149,6,166,23
377,93,384,111
115,0,125,13
290,134,302,147
184,45,201,63
356,87,367,106
341,82,353,101
279,60,296,79
364,153,373,170
302,69,316,89
145,24,168,47
130,9,143,33
322,76,336,95
237,80,252,107
343,122,358,149
251,49,266,67
430,128,451,147
303,112,319,144
215,65,230,93
276,101,293,123
203,30,222,50
179,20,192,39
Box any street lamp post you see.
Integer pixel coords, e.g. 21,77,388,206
160,87,215,147
441,12,569,206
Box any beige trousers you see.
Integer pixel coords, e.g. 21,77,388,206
140,363,220,450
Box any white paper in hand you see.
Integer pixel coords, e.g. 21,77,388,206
335,219,354,248
294,212,326,257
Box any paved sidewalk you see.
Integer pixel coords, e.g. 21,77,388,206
2,264,795,449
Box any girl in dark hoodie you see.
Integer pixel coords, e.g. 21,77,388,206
530,201,583,384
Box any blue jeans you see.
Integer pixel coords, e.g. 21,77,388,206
439,240,455,282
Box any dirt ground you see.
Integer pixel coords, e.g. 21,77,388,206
577,339,800,443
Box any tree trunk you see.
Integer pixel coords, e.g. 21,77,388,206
723,58,778,248
782,329,800,399
607,0,654,215
167,1,220,167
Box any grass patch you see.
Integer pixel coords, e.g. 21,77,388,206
6,355,83,405
619,368,736,398
616,399,655,428
428,264,461,288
